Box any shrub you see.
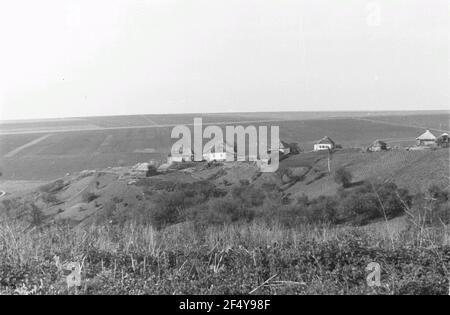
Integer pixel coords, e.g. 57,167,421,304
146,165,158,177
339,192,380,225
308,196,339,224
410,185,450,226
149,191,187,229
41,192,60,205
231,183,266,208
334,167,353,188
39,179,65,194
373,182,412,218
28,202,45,227
202,197,255,225
82,192,100,203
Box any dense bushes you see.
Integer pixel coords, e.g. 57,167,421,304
269,181,414,227
188,181,265,226
99,174,443,231
334,167,353,188
410,184,450,226
146,181,227,229
335,182,413,225
146,165,158,177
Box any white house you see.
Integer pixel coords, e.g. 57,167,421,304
168,145,193,163
203,142,235,162
416,129,437,146
313,136,335,151
132,162,150,174
131,161,157,176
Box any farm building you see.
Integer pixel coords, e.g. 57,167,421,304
131,162,157,176
367,140,388,152
270,140,291,155
437,133,450,148
168,145,193,163
416,129,437,146
203,142,235,162
132,162,150,174
313,136,335,151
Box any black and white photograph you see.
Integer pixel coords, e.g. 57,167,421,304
0,0,449,300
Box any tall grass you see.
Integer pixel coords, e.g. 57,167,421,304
0,218,448,295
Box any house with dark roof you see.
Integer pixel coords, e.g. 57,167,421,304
313,136,335,151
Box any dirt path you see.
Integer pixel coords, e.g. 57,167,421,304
3,134,52,157
0,119,286,136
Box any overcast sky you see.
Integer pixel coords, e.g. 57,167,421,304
0,0,448,120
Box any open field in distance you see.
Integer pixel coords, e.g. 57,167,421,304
0,111,448,181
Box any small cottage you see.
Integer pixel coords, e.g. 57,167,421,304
132,162,150,174
367,140,388,152
416,129,437,146
279,141,291,155
131,161,158,177
269,140,291,155
203,142,235,162
168,145,193,163
314,136,335,151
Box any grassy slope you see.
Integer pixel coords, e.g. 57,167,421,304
282,148,450,198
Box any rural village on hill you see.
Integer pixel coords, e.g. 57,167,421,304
130,128,450,178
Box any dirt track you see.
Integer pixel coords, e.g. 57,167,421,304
0,119,286,136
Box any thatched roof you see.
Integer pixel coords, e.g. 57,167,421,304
416,130,436,140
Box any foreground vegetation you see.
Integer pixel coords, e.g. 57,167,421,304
0,218,448,295
1,166,449,295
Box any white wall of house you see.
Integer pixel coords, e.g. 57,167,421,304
417,139,436,146
314,143,333,151
203,152,228,162
168,155,192,163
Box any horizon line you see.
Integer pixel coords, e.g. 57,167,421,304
1,108,449,123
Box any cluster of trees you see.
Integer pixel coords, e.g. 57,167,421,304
267,181,412,227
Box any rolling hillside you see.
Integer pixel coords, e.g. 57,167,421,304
1,147,448,225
